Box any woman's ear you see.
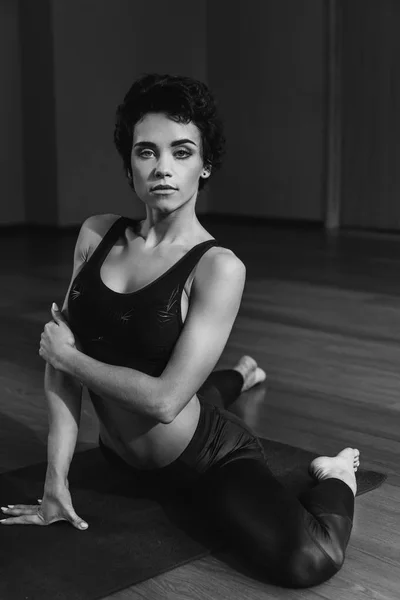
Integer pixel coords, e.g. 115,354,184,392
126,169,135,190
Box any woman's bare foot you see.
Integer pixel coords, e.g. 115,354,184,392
309,447,360,496
232,355,267,392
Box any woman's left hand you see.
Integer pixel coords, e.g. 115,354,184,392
39,303,76,370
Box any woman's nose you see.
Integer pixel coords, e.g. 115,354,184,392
154,167,172,178
154,156,173,177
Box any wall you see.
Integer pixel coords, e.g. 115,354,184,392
19,0,58,225
207,0,327,222
0,0,24,225
341,0,400,230
51,0,208,226
12,0,328,227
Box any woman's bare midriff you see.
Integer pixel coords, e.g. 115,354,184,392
92,390,201,470
86,214,218,470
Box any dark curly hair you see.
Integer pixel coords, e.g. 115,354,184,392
114,73,226,192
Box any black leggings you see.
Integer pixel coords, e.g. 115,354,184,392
99,369,355,589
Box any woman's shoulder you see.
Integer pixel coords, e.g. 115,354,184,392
200,245,245,273
192,223,244,270
76,213,128,259
81,213,123,240
193,236,245,289
82,212,137,247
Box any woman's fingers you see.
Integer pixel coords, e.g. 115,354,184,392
0,513,44,526
66,508,89,530
0,498,88,529
1,504,39,516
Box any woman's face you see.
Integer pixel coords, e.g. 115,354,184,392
130,112,210,206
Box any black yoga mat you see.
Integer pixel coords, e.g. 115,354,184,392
0,439,387,600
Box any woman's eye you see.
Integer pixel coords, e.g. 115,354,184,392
138,150,154,158
175,150,191,158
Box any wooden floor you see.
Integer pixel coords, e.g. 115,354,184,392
1,216,400,599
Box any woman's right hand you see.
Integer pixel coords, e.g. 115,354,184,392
0,484,88,530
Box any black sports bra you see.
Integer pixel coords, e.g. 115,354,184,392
68,216,221,377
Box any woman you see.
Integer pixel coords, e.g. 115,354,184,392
1,74,360,589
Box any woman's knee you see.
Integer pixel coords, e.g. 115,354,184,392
242,531,344,589
280,536,343,588
195,460,350,588
284,512,352,587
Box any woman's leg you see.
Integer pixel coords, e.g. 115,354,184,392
192,454,356,589
198,356,267,410
99,382,357,589
198,369,244,409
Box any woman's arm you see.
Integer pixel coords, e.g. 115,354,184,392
0,216,105,528
44,361,83,488
42,216,93,486
1,363,88,528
